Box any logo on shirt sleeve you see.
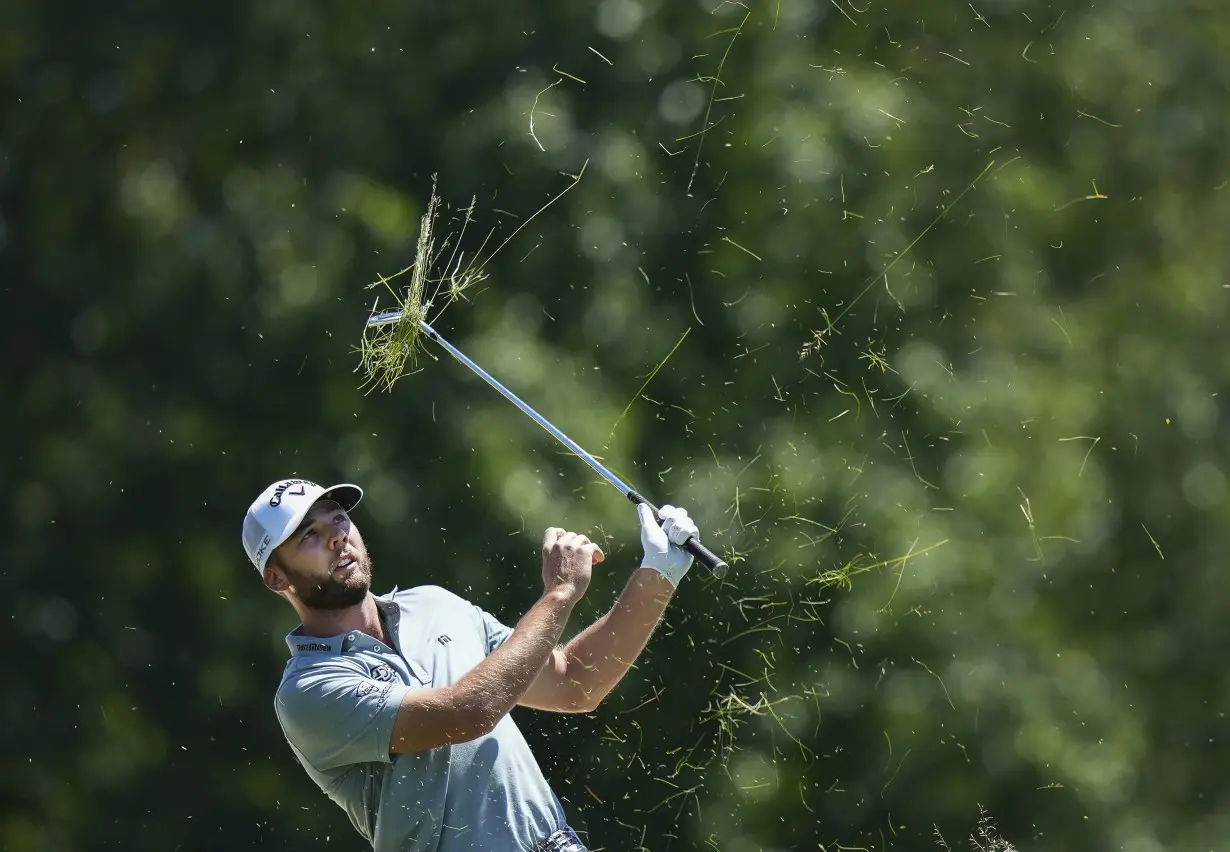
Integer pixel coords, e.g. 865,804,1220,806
369,664,395,682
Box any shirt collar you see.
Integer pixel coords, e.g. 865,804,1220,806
284,590,402,656
285,629,344,655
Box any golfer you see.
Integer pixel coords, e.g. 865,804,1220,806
241,477,700,852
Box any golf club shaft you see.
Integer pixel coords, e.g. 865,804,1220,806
367,311,728,578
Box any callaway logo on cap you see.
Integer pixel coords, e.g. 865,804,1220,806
241,478,364,574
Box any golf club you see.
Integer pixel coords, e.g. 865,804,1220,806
366,310,729,579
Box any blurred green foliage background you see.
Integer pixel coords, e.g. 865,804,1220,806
6,0,1230,849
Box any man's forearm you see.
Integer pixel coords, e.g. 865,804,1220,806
561,568,675,706
453,591,577,729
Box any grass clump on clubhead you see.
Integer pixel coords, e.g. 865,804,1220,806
359,179,489,394
359,165,588,393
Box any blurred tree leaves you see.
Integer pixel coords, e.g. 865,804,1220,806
6,0,1230,850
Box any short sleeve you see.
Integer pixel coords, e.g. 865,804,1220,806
473,604,514,654
275,664,411,772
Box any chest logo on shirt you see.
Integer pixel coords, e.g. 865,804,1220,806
437,635,452,646
369,664,395,682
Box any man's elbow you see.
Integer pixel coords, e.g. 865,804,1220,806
391,711,497,754
450,694,506,740
567,683,604,714
389,689,504,754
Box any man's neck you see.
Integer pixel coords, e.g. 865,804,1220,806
297,593,387,645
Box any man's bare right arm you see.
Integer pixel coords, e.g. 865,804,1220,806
388,527,601,754
389,589,575,753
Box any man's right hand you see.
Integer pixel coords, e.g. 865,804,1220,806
541,527,603,601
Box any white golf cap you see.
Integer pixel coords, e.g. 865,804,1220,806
241,478,364,575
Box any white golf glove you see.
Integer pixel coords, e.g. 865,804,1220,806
637,503,699,587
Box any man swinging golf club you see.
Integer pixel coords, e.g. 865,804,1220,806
242,477,700,852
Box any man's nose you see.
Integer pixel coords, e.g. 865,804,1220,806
328,527,349,549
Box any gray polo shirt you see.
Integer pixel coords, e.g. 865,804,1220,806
274,585,568,851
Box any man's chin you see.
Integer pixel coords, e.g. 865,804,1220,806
299,577,371,611
307,591,368,611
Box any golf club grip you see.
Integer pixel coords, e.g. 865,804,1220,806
627,490,729,579
683,536,729,580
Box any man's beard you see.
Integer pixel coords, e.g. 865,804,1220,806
291,556,373,611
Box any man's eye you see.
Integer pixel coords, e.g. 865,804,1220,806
302,529,316,540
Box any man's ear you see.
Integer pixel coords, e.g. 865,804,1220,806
263,554,291,593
